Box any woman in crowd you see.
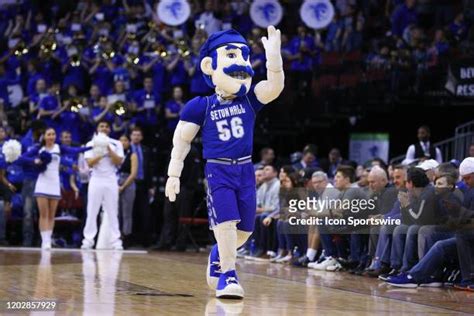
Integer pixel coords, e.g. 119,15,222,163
118,134,138,244
268,172,307,263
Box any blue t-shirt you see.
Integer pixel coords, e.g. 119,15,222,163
165,100,183,130
58,111,82,143
92,65,113,95
179,87,264,159
189,55,212,95
133,89,160,126
39,94,59,128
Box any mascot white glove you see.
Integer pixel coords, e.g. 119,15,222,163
165,176,180,202
261,25,283,72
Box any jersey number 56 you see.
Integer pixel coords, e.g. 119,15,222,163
216,117,245,141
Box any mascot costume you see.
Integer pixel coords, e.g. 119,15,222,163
165,26,284,299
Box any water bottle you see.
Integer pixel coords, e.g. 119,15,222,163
250,239,256,256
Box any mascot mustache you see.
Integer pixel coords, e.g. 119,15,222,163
223,64,255,80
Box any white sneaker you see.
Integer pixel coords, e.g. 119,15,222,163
326,260,342,272
275,254,292,263
41,242,51,250
112,244,123,250
309,256,337,270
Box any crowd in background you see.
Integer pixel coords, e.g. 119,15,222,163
243,139,474,290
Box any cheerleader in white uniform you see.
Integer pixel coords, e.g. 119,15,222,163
24,128,91,249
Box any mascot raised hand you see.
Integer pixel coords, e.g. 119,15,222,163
165,26,284,299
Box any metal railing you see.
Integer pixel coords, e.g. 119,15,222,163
390,120,474,165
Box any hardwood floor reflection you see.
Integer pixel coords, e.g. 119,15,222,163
0,249,472,315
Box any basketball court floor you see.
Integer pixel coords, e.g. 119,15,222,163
0,248,473,315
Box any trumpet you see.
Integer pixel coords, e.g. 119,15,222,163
40,37,57,58
176,40,190,58
70,54,81,67
101,48,115,60
153,44,168,58
113,100,127,116
126,53,140,65
14,41,29,56
69,97,84,113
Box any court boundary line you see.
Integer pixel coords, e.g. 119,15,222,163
0,247,147,254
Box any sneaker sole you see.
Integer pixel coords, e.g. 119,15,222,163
420,282,443,288
387,282,418,288
216,284,244,299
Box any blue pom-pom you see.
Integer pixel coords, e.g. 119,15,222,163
37,151,52,173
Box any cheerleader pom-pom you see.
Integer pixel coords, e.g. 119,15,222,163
2,139,22,163
37,151,52,173
93,132,110,156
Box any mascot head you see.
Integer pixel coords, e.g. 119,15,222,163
200,29,254,98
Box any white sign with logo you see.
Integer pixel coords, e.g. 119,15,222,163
300,0,334,30
157,0,191,26
250,0,283,28
349,133,390,165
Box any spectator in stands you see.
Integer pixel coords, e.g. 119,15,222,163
164,86,185,133
132,76,160,133
288,26,316,95
19,120,46,246
320,148,347,180
387,157,474,289
364,166,398,275
254,147,276,171
293,144,319,170
118,134,137,247
403,125,442,164
449,13,469,43
388,167,436,276
130,127,154,247
368,165,407,277
469,144,474,158
252,165,280,260
391,0,418,38
255,167,265,189
194,0,222,36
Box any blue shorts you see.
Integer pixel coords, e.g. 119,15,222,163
205,162,256,232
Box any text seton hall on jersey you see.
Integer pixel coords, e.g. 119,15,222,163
209,104,247,121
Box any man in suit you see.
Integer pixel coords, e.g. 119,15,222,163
130,127,155,247
154,144,202,251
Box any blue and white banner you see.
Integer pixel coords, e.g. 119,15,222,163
157,0,191,26
349,133,390,165
300,0,335,30
250,0,283,28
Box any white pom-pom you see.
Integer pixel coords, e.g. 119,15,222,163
93,133,110,156
2,139,22,163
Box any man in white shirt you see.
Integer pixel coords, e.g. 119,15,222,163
81,120,124,250
403,125,442,165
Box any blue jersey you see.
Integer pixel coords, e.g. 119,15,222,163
180,87,264,159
